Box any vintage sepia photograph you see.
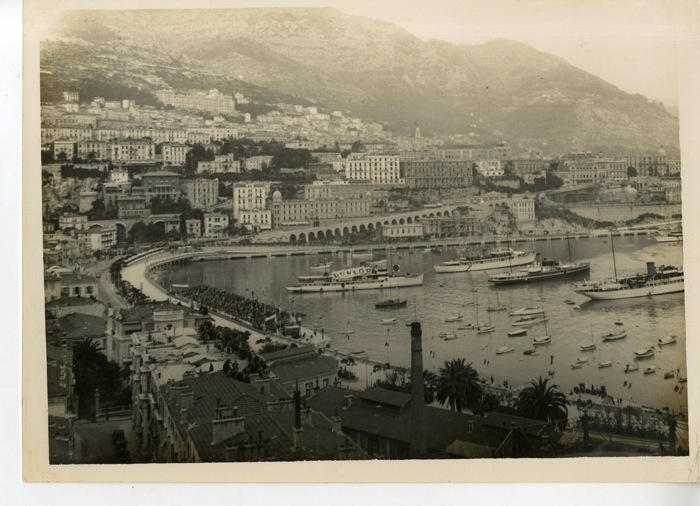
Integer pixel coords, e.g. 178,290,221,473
22,0,700,482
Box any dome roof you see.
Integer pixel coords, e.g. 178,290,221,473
272,190,282,200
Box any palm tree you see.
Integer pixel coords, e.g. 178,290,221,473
515,377,569,429
435,358,482,412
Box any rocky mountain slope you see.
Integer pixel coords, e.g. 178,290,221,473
47,7,679,155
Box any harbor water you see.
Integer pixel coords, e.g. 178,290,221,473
168,235,687,413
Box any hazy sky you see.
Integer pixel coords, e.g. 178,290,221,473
210,0,699,106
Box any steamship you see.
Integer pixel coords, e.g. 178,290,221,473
574,262,684,300
286,266,423,293
434,247,536,273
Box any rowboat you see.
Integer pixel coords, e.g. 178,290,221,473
440,333,457,341
598,361,613,368
634,346,655,359
571,363,583,370
496,345,515,354
532,336,551,345
643,366,657,375
508,329,528,337
624,363,639,373
658,335,677,346
602,330,627,341
445,315,464,323
381,318,398,325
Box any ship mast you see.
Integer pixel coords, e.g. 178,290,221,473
610,229,618,279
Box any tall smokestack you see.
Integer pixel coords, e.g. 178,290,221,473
410,322,427,458
647,262,656,278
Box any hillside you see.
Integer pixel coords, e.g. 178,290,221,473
45,7,680,155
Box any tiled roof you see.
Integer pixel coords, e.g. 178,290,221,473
59,272,97,285
358,387,410,408
259,344,316,363
58,313,105,340
119,301,198,322
160,371,292,462
308,387,506,453
270,355,338,385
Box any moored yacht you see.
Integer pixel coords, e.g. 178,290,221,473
287,266,423,293
434,247,536,273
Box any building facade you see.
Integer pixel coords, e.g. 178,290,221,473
402,160,472,189
345,154,401,184
203,213,229,238
183,178,219,209
233,182,268,221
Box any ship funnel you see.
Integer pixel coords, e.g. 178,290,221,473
647,262,656,278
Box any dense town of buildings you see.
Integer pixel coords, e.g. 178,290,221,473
41,87,685,466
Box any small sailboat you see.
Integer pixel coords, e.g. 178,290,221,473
643,366,657,375
512,316,548,327
509,307,545,316
580,326,596,351
458,323,474,330
381,318,398,325
571,363,583,370
508,328,527,337
445,315,464,323
576,357,589,364
440,333,457,341
487,291,507,312
523,348,537,355
341,320,355,336
598,361,613,368
614,319,624,326
533,335,551,345
474,292,495,333
496,345,514,355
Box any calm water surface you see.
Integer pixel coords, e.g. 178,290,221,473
170,236,687,412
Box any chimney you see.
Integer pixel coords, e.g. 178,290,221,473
292,388,304,450
410,321,427,458
330,415,342,434
302,407,314,427
180,407,189,425
254,377,271,395
647,261,656,278
342,394,354,409
180,391,194,411
211,405,245,446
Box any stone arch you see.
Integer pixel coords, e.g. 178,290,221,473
359,224,366,232
317,230,325,240
343,226,350,236
407,217,413,224
436,211,443,217
391,219,398,225
383,220,389,226
290,234,297,244
368,223,375,231
114,223,127,243
443,209,450,216
298,233,306,244
399,218,405,225
351,225,358,233
429,213,435,218
415,215,421,222
334,227,341,237
376,222,382,229
326,229,333,238
88,223,103,230
308,231,316,242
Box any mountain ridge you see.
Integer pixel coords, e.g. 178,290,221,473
47,7,679,155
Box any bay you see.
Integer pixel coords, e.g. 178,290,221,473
169,236,687,413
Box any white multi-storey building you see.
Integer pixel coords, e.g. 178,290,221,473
233,182,268,221
183,178,219,210
475,159,503,177
203,213,229,238
161,143,191,165
345,154,401,184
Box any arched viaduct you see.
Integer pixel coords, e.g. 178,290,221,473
258,206,459,244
